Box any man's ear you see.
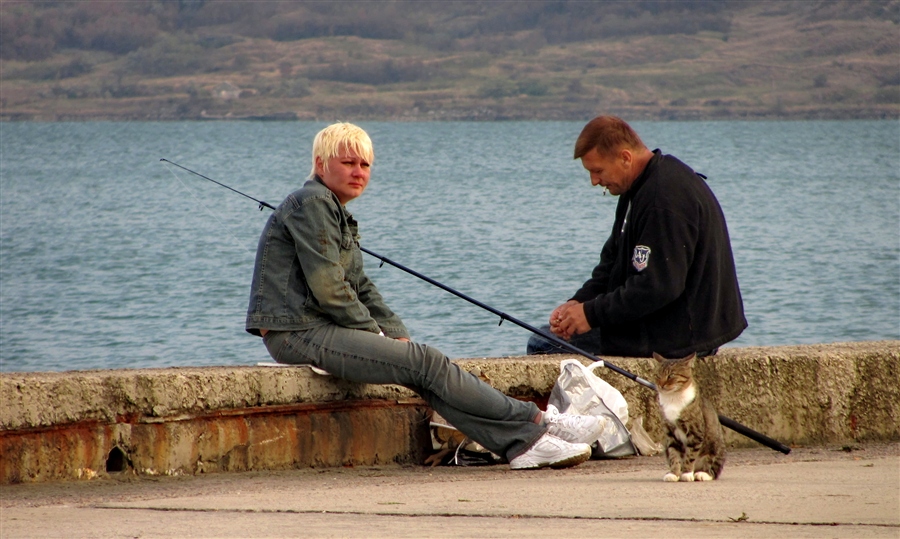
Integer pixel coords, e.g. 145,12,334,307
619,148,633,167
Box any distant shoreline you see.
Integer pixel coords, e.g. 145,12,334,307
3,105,897,122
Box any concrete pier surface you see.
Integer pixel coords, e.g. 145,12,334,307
2,442,898,538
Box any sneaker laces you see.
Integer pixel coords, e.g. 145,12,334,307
544,404,599,438
543,404,564,424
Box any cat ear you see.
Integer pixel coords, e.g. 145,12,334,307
652,352,666,363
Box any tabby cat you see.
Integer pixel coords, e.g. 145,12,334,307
653,352,725,482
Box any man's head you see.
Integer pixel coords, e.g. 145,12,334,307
574,116,651,196
309,122,374,180
310,122,374,205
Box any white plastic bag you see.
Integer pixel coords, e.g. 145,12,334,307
548,359,636,458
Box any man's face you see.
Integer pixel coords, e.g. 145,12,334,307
580,147,634,196
315,147,371,205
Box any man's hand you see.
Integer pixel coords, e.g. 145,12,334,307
549,301,590,339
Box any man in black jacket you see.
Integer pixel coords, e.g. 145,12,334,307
528,116,747,358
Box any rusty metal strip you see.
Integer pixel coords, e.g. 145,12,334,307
0,398,428,436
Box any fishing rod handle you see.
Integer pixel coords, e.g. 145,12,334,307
719,415,791,454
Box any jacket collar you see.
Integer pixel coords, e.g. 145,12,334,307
625,149,662,199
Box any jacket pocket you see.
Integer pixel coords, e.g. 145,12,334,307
338,231,357,281
340,231,354,250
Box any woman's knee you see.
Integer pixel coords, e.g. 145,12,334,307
410,344,455,384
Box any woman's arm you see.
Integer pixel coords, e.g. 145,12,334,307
285,196,382,333
356,270,411,340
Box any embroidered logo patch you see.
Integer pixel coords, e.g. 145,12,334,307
632,245,651,271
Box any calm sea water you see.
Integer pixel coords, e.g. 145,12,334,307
1,121,898,372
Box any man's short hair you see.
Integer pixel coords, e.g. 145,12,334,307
309,122,374,179
574,116,646,159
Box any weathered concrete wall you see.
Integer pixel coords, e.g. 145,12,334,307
0,366,420,430
1,341,897,484
0,400,431,484
457,341,900,447
0,368,430,483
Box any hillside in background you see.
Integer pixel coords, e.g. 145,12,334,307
2,0,898,121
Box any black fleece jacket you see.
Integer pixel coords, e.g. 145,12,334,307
571,150,747,358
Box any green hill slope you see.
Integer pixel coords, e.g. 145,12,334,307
2,1,897,120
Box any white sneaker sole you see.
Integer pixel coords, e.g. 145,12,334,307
510,448,591,470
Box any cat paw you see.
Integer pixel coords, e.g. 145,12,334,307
663,473,679,482
694,472,714,481
680,472,695,482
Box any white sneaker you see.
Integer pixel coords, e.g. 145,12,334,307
544,404,605,445
509,433,592,470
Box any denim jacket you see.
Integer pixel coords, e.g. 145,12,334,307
246,177,410,339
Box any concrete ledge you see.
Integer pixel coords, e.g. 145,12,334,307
1,366,420,430
2,341,897,483
457,341,900,448
0,368,430,483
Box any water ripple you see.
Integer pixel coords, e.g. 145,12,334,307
1,121,897,372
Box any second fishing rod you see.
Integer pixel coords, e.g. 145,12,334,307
161,158,791,455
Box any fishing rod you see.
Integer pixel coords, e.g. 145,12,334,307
356,249,791,455
161,159,276,211
160,158,791,455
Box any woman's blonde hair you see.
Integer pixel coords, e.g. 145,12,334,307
309,122,374,179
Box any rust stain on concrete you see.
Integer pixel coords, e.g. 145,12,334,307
1,399,430,484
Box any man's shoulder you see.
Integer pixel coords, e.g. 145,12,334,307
638,154,714,213
646,152,711,192
655,152,698,178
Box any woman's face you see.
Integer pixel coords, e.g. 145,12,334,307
315,147,371,205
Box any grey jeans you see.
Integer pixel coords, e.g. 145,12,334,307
526,325,719,358
263,325,546,461
527,325,603,355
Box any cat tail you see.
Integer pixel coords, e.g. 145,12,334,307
696,436,726,479
708,453,725,479
701,400,726,479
